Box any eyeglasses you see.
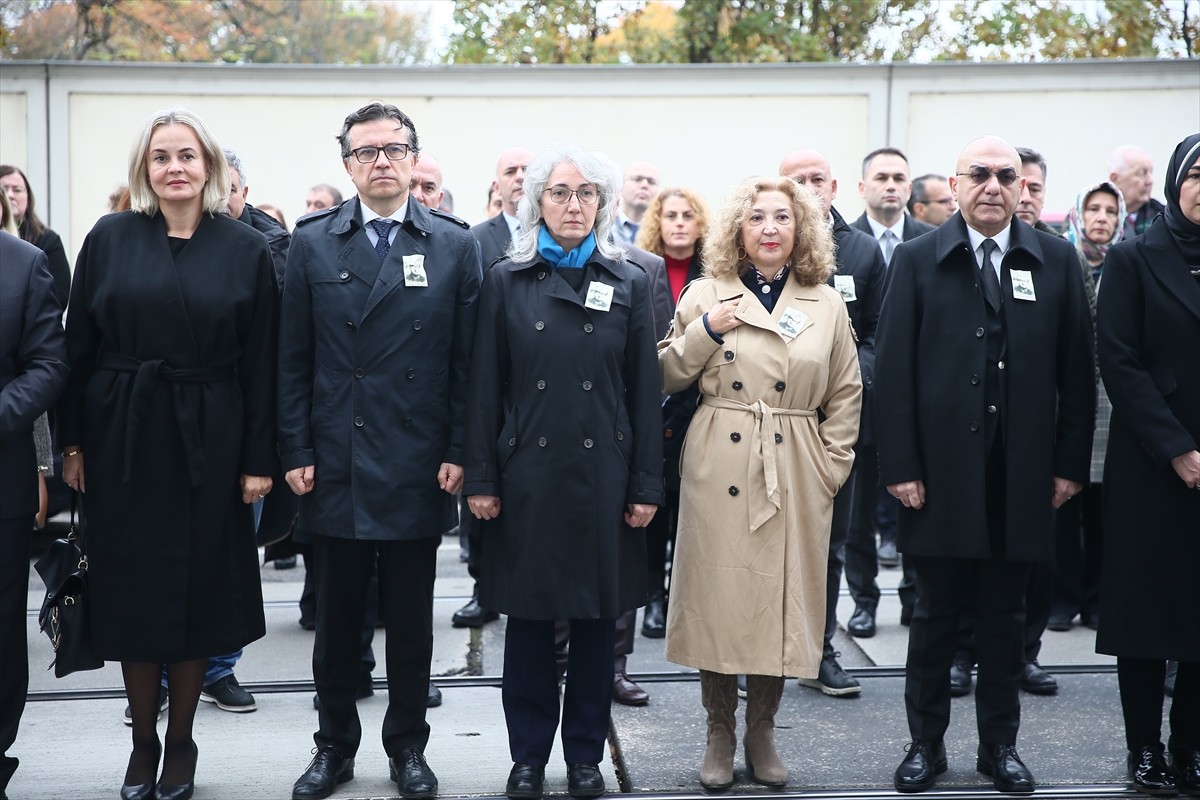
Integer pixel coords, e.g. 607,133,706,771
956,167,1020,187
627,175,658,186
349,143,411,164
543,185,599,205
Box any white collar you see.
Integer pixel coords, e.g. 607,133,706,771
965,222,1012,255
865,214,905,241
502,211,520,238
360,198,408,228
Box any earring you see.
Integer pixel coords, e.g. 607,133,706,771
736,246,747,261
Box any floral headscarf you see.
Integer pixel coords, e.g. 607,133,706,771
1065,180,1126,269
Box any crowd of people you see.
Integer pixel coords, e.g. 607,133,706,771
0,104,1196,800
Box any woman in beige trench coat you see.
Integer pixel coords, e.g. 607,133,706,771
658,176,862,789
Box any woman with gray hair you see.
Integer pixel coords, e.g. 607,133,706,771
464,145,663,798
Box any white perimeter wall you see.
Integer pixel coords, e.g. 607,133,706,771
0,59,1196,263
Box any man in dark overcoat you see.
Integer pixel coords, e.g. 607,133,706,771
778,148,885,696
279,102,480,800
875,135,1094,795
0,231,68,797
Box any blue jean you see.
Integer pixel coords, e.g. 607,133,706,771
159,650,241,688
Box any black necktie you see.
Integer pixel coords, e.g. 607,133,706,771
370,218,395,264
980,238,1002,309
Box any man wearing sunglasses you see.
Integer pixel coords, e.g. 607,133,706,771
279,102,481,800
875,135,1095,795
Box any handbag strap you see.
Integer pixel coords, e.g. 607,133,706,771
68,490,88,556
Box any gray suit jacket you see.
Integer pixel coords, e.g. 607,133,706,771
471,214,512,270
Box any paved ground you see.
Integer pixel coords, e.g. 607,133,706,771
13,522,1136,799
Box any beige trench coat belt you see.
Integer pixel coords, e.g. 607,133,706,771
700,395,816,534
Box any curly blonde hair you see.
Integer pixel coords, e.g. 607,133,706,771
634,187,710,257
702,176,834,287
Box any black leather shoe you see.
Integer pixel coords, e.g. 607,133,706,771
848,605,876,638
506,763,545,799
1019,661,1058,695
950,658,973,698
1046,613,1073,632
1171,747,1200,796
389,747,438,799
641,592,666,638
452,594,499,628
427,681,443,708
292,748,354,800
877,538,901,567
612,672,650,706
566,763,605,797
976,743,1035,794
894,740,946,793
1127,746,1177,795
120,781,155,800
155,740,198,800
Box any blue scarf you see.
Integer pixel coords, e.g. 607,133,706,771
537,227,596,268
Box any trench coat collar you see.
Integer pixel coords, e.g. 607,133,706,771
507,247,629,311
1139,219,1200,323
328,195,434,237
710,270,821,339
933,212,1046,269
508,246,628,279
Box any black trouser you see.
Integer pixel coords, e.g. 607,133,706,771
823,462,856,646
0,516,32,792
1051,484,1103,621
906,554,1032,745
874,486,919,613
1118,658,1200,753
645,486,679,594
312,535,438,757
505,618,615,766
301,551,379,679
844,446,879,611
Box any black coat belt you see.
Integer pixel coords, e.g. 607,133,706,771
97,352,235,486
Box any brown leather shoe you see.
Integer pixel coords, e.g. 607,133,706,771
612,672,649,706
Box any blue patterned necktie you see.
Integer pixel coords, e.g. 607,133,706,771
370,218,395,263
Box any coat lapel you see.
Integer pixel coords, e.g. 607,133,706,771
1141,225,1200,323
362,198,434,321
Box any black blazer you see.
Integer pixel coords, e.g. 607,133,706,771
874,213,1094,561
0,232,68,519
471,213,512,271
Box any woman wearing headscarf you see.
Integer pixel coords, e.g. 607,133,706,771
464,145,662,799
1095,133,1200,797
633,187,710,636
58,108,278,800
1048,181,1126,633
659,176,861,789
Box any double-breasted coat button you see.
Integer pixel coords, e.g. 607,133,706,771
732,381,743,390
406,368,415,379
975,327,985,338
339,270,350,281
728,486,739,496
354,368,365,378
583,323,594,333
775,433,783,444
998,360,1006,370
969,422,979,432
413,320,422,330
346,322,356,331
538,437,548,447
723,350,734,361
971,375,980,385
536,379,546,390
987,405,998,414
354,416,364,427
582,380,592,391
535,320,545,330
730,432,741,442
616,431,625,440
538,271,547,280
402,417,412,427
508,437,516,446
775,381,786,391
583,438,594,448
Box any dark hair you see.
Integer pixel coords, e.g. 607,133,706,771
861,147,910,178
908,173,947,214
336,102,419,160
1016,147,1047,180
0,165,46,244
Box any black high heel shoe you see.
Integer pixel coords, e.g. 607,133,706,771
156,741,198,800
120,739,161,800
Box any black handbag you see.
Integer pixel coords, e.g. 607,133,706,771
34,492,105,678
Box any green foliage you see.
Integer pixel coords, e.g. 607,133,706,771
2,0,431,63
